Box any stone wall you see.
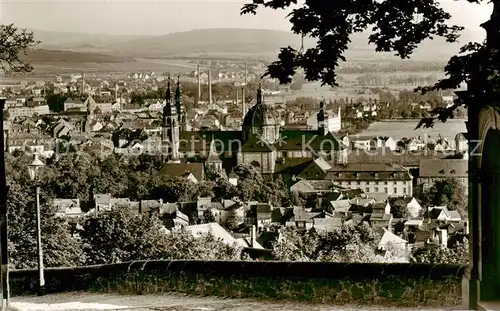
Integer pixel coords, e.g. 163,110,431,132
10,261,465,306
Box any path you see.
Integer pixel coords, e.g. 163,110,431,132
10,292,455,311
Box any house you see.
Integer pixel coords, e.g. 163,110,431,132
255,203,273,230
290,179,344,194
93,194,111,211
64,98,86,112
351,136,373,150
53,199,82,218
390,197,422,218
406,137,426,151
159,163,205,183
370,207,393,229
184,222,239,247
161,203,190,228
92,194,130,212
313,217,343,231
324,163,413,197
377,228,408,260
418,159,468,195
372,202,391,214
221,199,246,226
291,207,323,230
404,219,424,231
366,192,389,203
428,206,462,222
235,225,264,249
372,136,396,151
329,200,351,217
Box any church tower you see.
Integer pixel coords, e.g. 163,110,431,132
317,100,327,136
162,77,180,162
205,137,223,174
174,76,187,131
241,84,280,144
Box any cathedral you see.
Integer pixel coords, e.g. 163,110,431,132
162,77,346,178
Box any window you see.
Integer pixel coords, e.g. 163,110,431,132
394,187,397,194
403,187,407,194
366,188,370,192
384,187,388,193
374,187,379,192
384,181,388,185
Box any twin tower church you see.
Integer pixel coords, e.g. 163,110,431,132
161,77,346,177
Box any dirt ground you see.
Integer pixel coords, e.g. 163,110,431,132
9,292,456,311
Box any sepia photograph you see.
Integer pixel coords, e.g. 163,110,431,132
0,0,496,310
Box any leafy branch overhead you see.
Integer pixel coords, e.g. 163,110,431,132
0,24,40,75
242,0,498,129
241,0,472,87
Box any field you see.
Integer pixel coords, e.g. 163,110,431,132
269,71,447,102
357,119,467,141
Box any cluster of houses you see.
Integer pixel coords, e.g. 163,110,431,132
53,180,467,261
2,73,470,261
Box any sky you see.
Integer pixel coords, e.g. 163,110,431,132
0,0,493,37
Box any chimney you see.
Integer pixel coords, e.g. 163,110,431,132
114,83,118,102
208,69,212,106
250,225,256,248
244,61,248,86
242,87,245,115
197,64,201,104
81,72,85,95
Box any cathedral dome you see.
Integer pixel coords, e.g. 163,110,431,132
242,100,277,128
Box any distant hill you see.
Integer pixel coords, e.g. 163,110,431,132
32,29,150,51
22,49,136,63
106,28,306,59
26,28,482,64
105,28,479,62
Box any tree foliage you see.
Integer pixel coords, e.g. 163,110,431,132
418,178,467,217
242,0,499,129
241,0,465,88
272,223,407,262
6,153,83,269
411,238,468,264
5,151,246,268
78,206,169,265
78,206,242,264
0,24,40,75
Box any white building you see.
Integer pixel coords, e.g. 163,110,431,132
324,163,413,197
306,107,341,133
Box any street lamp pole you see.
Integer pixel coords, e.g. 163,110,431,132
35,185,43,294
0,98,9,311
28,154,45,296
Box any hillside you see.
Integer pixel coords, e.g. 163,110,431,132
105,28,479,62
22,49,136,63
32,29,149,51
107,28,306,58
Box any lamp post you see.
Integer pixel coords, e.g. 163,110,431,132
27,154,45,296
0,98,9,310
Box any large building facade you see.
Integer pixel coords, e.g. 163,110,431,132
161,82,346,176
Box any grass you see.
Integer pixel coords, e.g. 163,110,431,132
89,271,462,307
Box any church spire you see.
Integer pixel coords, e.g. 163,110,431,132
175,75,182,117
317,100,326,135
256,83,263,105
163,75,175,119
